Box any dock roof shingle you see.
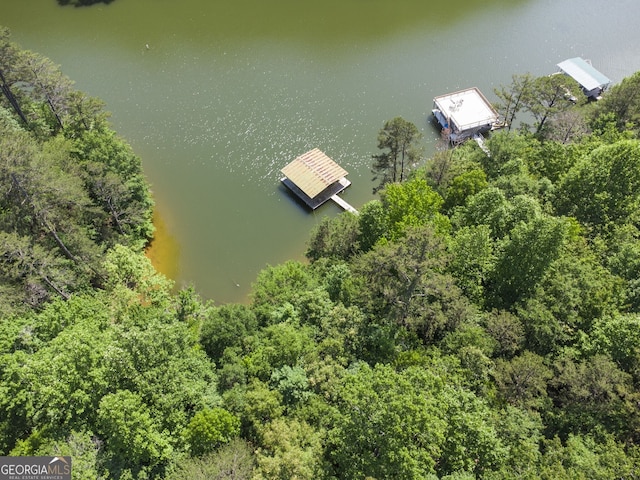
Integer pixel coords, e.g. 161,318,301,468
281,148,348,199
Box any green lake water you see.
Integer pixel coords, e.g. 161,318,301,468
4,0,640,303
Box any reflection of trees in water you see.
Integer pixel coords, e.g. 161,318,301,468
57,0,115,6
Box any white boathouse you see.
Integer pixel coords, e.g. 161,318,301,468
557,57,611,100
432,87,501,144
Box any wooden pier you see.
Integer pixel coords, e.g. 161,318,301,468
330,179,358,214
331,195,358,214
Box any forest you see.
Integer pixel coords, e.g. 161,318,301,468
2,26,640,479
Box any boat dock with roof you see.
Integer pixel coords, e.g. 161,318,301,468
432,87,503,144
556,57,611,100
280,148,358,213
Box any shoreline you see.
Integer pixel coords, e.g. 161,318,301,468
145,204,180,283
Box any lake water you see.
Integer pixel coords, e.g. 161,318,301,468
4,0,640,303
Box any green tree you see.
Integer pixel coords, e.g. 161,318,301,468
372,117,423,193
0,231,75,309
184,407,240,457
525,241,622,337
492,158,543,200
16,49,73,133
0,28,107,135
548,354,640,441
243,320,315,380
65,89,108,134
603,224,640,309
0,63,153,312
352,226,473,345
439,386,507,475
516,297,570,357
224,379,284,442
200,303,258,361
253,418,323,480
440,324,496,393
494,73,584,137
104,312,220,440
535,434,640,480
314,259,355,305
0,28,28,125
489,215,569,308
481,130,539,180
493,351,552,410
527,74,585,137
489,406,544,477
1,128,103,287
0,283,220,459
482,310,525,358
455,186,511,239
593,70,640,136
424,148,457,194
328,363,505,479
493,73,535,131
0,306,111,446
448,225,495,304
97,389,173,476
165,438,255,480
305,212,360,262
555,139,640,230
328,364,447,479
102,244,173,308
380,177,449,241
270,365,311,408
250,261,318,325
71,127,154,246
10,430,102,480
586,314,640,377
443,168,488,211
356,199,387,252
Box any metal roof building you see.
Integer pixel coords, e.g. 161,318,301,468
280,148,353,211
557,57,611,99
432,87,500,143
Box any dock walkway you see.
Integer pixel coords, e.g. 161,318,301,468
331,194,358,214
330,177,358,214
473,133,491,156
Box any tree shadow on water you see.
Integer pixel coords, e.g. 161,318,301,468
57,0,116,7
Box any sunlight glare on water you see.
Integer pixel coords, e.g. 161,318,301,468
4,0,640,302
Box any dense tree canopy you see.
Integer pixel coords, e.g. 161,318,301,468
0,29,153,316
2,28,640,479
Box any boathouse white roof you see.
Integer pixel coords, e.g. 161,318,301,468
281,148,348,199
433,87,499,133
557,57,611,92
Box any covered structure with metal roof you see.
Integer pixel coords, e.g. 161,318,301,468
280,148,354,211
432,87,501,143
557,57,611,100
